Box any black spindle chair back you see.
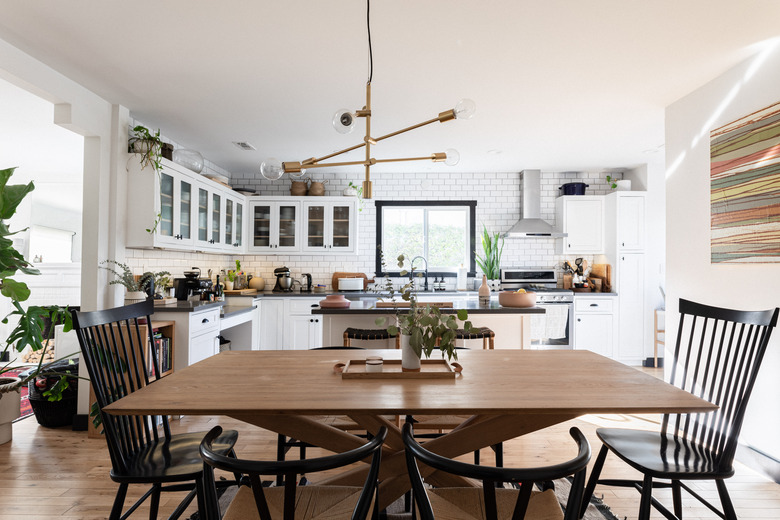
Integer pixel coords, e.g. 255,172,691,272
663,298,778,473
72,299,169,472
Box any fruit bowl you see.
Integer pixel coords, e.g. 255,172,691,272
498,290,537,308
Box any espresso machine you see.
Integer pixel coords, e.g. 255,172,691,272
273,267,293,292
174,267,213,300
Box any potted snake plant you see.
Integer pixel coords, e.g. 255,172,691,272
475,225,504,291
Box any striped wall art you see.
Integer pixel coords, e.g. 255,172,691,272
710,100,780,263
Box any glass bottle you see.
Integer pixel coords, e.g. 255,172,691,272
479,274,490,306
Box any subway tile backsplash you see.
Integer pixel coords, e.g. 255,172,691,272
126,169,621,289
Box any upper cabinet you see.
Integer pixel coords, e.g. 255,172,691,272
248,197,359,255
610,193,645,251
555,196,604,254
126,158,246,254
302,201,357,253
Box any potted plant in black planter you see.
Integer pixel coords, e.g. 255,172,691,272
0,167,73,443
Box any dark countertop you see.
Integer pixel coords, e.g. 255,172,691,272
152,300,225,313
573,292,618,297
227,290,481,299
312,299,545,315
221,305,256,319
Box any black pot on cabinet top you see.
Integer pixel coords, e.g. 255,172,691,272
559,182,589,195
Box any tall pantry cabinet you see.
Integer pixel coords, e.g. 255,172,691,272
605,192,647,365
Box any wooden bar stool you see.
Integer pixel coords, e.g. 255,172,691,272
343,327,400,348
455,326,495,349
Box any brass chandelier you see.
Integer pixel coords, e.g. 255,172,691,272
259,0,475,199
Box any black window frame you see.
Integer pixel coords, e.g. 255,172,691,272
375,200,477,277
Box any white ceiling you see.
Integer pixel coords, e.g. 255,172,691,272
1,1,779,176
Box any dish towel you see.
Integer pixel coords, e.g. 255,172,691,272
530,305,569,340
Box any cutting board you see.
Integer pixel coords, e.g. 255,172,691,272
331,272,373,291
590,264,612,292
224,289,257,295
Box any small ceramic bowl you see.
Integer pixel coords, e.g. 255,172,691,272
498,290,537,308
319,294,351,308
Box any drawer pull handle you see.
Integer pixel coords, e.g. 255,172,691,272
590,303,598,307
202,318,209,324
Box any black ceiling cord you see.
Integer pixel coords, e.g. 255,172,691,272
367,0,373,84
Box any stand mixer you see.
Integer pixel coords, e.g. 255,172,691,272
273,267,293,292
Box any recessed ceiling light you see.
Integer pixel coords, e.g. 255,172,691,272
487,149,503,155
233,141,256,151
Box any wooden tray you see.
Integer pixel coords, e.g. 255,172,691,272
375,301,454,308
224,289,257,295
154,298,177,306
339,358,460,379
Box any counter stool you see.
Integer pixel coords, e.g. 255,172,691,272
343,327,400,348
455,326,495,350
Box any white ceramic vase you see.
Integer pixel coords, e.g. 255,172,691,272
0,377,22,444
400,334,421,372
615,179,632,191
225,280,234,291
124,291,147,306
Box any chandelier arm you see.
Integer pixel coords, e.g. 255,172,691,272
373,116,445,143
290,159,372,170
373,155,440,164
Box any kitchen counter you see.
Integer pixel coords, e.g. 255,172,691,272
312,299,545,314
573,292,618,297
220,305,255,319
151,300,224,313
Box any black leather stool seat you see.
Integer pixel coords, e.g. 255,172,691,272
344,327,394,340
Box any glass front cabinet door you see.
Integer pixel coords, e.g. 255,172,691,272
249,201,301,252
223,195,244,250
302,201,356,253
155,169,195,248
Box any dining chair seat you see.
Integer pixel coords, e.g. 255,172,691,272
596,428,727,479
454,326,495,349
427,487,563,520
113,429,239,482
222,484,370,520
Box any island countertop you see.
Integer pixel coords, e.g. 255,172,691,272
312,299,545,315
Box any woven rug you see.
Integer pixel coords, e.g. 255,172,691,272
190,478,620,520
3,369,33,421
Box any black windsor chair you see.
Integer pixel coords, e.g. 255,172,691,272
403,421,591,520
200,425,387,520
71,299,240,520
581,298,779,520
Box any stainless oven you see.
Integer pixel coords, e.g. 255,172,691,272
501,268,573,349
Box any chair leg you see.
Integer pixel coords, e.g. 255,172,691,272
395,334,400,349
149,483,161,520
195,475,207,520
109,483,128,520
672,479,683,519
276,434,286,486
580,444,608,518
489,335,494,350
344,332,350,347
638,474,653,520
716,480,738,520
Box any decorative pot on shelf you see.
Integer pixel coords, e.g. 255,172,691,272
124,291,147,306
0,377,22,444
400,334,421,372
290,179,309,196
224,279,234,291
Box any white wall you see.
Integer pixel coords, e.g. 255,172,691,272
666,40,780,460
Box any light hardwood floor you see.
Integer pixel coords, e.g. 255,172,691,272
1,369,779,519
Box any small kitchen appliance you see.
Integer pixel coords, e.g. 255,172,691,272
273,266,293,292
174,267,213,301
300,273,313,293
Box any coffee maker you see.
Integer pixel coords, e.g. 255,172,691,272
174,267,213,300
273,267,293,292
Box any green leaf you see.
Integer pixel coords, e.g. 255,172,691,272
456,309,469,321
1,278,31,301
387,325,398,336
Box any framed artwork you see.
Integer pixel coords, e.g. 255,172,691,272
710,100,780,263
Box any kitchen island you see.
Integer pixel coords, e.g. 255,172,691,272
313,299,544,349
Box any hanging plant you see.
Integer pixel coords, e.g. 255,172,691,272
128,125,164,234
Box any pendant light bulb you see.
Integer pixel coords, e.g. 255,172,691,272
332,109,356,134
260,158,284,180
454,99,476,120
289,169,306,178
444,149,460,166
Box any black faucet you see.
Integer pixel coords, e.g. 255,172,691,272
410,256,429,291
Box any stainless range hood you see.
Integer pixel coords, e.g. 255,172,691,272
503,170,566,238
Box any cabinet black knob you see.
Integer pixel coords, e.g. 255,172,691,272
315,319,319,323
309,319,313,323
577,318,581,322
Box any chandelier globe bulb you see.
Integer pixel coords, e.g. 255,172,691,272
332,109,356,134
260,158,284,180
444,149,460,166
454,99,476,120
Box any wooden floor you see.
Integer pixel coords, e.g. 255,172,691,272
2,368,779,519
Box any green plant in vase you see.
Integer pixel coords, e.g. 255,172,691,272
475,225,503,288
375,249,473,369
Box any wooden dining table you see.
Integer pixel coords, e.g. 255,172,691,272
104,349,716,509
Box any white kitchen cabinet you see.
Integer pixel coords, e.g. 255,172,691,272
284,298,323,349
555,196,604,254
168,307,221,370
258,299,284,350
607,192,645,251
573,297,616,358
302,200,358,253
222,192,245,251
248,200,301,253
616,253,645,364
126,158,198,250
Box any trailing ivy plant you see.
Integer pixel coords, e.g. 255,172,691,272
128,125,164,234
0,167,74,400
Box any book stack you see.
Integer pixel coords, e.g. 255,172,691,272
149,332,172,377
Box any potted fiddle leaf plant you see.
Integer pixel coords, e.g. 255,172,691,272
0,167,74,444
475,225,503,291
375,250,473,371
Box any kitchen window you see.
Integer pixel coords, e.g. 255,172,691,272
375,201,476,276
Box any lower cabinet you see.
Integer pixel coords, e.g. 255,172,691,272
573,297,616,358
259,297,323,350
